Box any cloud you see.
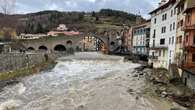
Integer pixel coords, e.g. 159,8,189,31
15,0,159,18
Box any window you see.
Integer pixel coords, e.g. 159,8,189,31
162,15,164,21
181,20,183,27
162,14,167,21
153,40,155,47
154,18,157,24
165,14,167,20
193,35,195,44
171,10,173,17
169,37,171,44
172,36,174,44
179,36,182,44
153,29,156,38
192,54,195,62
170,24,172,31
160,39,165,45
173,22,175,30
177,36,182,44
174,8,176,15
161,26,166,33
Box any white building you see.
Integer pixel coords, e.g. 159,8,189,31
149,0,178,69
57,24,68,31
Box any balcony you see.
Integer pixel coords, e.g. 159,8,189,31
181,62,195,69
149,55,158,60
150,45,168,50
182,25,195,30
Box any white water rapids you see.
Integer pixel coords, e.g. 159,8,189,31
0,52,171,110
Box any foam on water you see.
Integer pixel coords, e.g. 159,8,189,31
0,52,141,110
0,100,22,110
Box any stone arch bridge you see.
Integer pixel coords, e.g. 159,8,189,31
22,34,110,52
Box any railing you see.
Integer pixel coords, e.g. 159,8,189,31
148,55,158,60
182,25,195,30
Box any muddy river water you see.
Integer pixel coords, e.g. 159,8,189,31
0,52,171,110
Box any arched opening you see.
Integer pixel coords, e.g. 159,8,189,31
67,40,73,45
39,46,48,51
110,41,115,46
54,44,66,51
27,47,35,51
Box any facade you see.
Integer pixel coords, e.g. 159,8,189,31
132,21,150,56
175,0,186,66
149,0,177,69
182,0,195,69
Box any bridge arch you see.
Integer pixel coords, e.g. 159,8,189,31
27,47,35,51
54,44,66,52
39,45,48,51
67,40,73,45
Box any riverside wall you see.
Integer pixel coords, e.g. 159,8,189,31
0,52,68,73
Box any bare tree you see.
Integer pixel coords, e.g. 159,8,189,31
0,0,16,15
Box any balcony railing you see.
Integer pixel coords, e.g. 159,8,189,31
148,55,158,60
182,25,195,30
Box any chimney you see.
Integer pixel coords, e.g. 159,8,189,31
159,0,167,6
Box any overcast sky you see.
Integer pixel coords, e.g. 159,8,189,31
15,0,159,18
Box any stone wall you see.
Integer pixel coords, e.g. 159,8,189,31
0,52,68,73
182,71,195,92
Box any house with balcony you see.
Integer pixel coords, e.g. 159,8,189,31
175,0,195,91
175,0,186,66
132,21,151,56
149,0,177,69
182,0,195,69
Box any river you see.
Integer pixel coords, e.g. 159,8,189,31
0,52,171,110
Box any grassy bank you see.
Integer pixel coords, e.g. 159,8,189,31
0,60,56,81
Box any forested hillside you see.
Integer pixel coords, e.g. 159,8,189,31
0,9,145,36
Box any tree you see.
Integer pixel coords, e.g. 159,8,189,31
92,11,96,17
36,23,43,33
0,0,16,15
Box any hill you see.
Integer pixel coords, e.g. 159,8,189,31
0,9,145,35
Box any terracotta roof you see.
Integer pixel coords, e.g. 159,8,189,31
132,21,151,29
149,0,176,14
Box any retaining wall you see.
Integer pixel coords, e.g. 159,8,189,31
0,52,68,73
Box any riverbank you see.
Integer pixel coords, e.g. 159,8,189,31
136,66,195,110
0,52,69,91
0,59,56,91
